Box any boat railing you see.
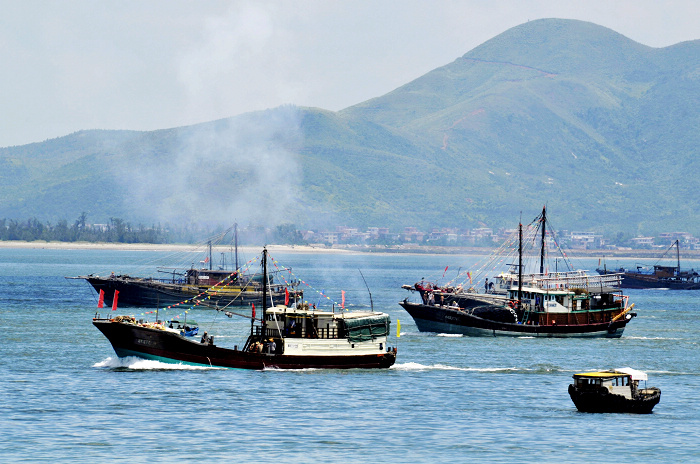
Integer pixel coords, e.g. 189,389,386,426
513,271,623,291
256,326,340,340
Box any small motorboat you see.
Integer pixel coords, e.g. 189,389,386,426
568,368,661,413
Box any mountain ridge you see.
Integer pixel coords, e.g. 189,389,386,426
1,19,698,235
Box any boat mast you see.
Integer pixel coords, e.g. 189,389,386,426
208,240,212,271
518,220,523,307
261,247,268,339
675,239,680,276
539,206,546,275
234,223,239,271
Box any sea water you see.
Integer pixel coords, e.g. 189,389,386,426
1,247,699,463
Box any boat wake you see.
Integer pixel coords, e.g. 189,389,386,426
392,362,571,374
93,356,220,370
392,362,520,372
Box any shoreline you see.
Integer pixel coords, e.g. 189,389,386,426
1,240,699,259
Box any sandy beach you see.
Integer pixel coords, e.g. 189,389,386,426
1,240,698,259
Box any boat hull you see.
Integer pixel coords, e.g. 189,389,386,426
399,301,628,338
568,385,661,413
619,273,700,290
86,277,293,307
93,319,396,370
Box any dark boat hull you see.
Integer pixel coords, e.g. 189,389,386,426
86,277,292,307
93,319,396,370
619,274,700,290
399,301,628,338
568,385,661,413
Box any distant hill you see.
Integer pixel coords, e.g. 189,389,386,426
1,19,698,235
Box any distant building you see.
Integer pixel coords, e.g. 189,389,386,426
631,236,655,248
569,232,604,249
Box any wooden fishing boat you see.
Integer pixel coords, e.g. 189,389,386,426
93,248,397,370
400,207,636,337
73,226,302,307
598,240,700,289
568,368,661,413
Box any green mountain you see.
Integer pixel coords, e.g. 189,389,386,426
1,19,698,235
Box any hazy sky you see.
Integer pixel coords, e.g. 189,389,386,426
1,0,698,148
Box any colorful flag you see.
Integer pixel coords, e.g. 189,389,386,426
97,289,104,308
341,290,346,310
285,287,290,305
467,272,472,284
111,290,119,311
251,303,256,319
443,265,449,277
396,319,401,338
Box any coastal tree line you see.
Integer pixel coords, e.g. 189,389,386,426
0,215,171,243
0,215,308,245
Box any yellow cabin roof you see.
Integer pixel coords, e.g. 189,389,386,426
573,368,647,381
573,371,626,378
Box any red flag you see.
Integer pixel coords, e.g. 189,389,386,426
443,265,449,277
341,290,345,310
285,287,290,306
251,303,256,319
97,289,104,308
111,290,119,311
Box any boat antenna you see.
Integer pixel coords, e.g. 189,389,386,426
208,240,213,271
675,239,680,277
358,269,374,311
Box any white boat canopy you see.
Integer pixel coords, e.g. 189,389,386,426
615,367,648,381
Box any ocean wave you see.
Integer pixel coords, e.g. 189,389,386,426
436,333,464,338
92,356,218,370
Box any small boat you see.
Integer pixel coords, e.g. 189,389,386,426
93,248,397,370
568,368,661,413
597,240,700,289
400,207,636,337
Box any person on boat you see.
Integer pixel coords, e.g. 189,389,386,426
484,278,489,293
266,338,276,354
249,341,263,353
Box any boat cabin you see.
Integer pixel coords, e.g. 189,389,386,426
261,305,390,341
572,369,647,399
505,270,623,314
186,268,239,286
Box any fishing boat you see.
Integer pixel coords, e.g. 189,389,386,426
93,248,397,370
568,368,661,413
597,240,700,289
399,207,636,337
73,226,302,307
